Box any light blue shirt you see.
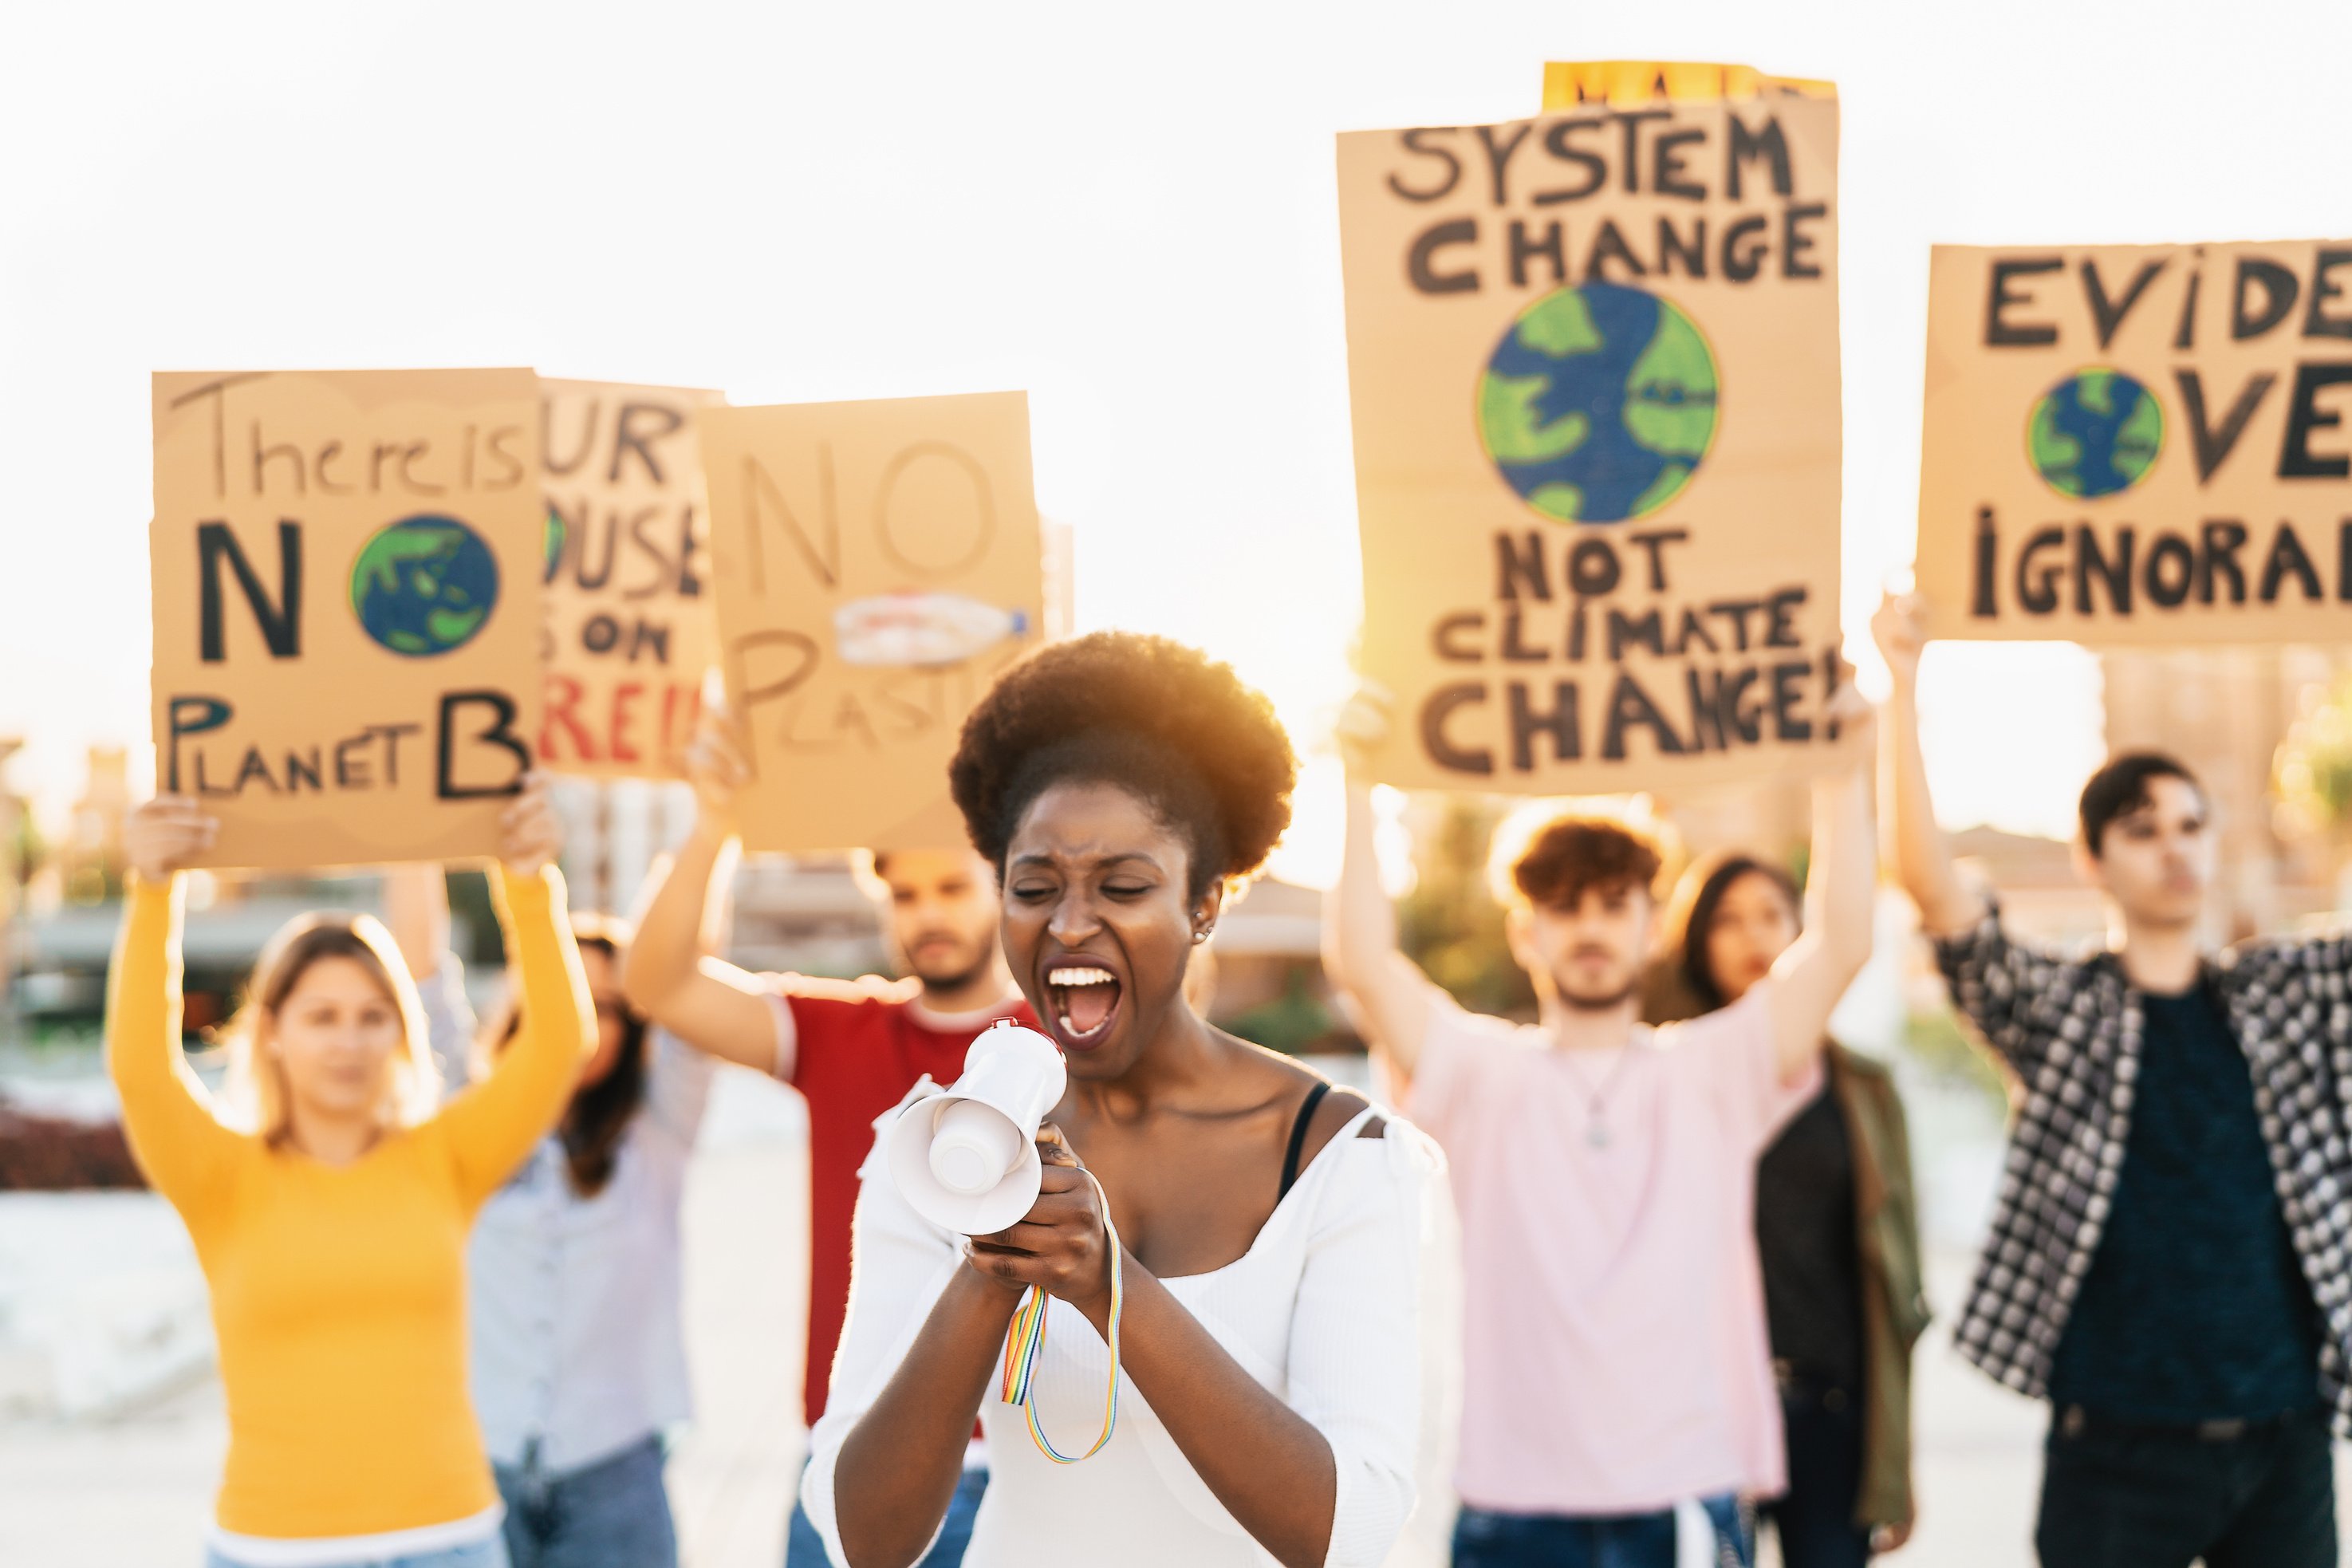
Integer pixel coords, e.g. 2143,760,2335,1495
419,957,714,1474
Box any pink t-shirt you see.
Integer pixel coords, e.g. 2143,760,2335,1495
1406,984,1817,1515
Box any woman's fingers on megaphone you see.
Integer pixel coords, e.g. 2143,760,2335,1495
1034,1121,1081,1168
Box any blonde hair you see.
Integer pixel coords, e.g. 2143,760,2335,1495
219,912,442,1143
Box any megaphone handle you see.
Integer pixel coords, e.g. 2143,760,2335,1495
998,1166,1123,1464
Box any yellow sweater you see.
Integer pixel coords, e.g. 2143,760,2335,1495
107,865,591,1541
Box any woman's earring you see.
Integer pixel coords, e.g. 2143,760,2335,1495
1192,928,1212,945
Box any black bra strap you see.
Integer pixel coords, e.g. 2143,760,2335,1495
1278,1080,1334,1200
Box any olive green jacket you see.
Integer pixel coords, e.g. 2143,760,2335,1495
1826,1043,1932,1531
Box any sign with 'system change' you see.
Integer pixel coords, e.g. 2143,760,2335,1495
538,380,724,778
1919,242,2352,644
699,392,1045,854
150,368,543,870
1338,91,1845,794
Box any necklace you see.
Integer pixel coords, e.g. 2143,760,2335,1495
1554,1045,1637,1149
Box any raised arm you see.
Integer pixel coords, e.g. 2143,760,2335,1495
1764,689,1878,1085
1324,687,1440,1077
620,711,779,1072
434,781,593,1207
381,865,475,1090
108,798,240,1215
1873,591,1985,938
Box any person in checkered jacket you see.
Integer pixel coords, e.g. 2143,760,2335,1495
1877,590,2345,1568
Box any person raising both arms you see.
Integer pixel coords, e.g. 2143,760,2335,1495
382,867,715,1568
1324,681,1878,1568
1647,853,1929,1566
1876,589,2347,1568
620,710,1033,1567
806,632,1438,1568
112,780,593,1568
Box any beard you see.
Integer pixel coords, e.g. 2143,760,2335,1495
908,939,993,992
1551,964,1639,1013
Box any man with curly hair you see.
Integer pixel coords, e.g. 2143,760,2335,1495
622,712,1031,1568
1325,685,1878,1568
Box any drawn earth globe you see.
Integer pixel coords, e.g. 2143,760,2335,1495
2026,367,2164,499
1475,278,1721,525
349,514,501,657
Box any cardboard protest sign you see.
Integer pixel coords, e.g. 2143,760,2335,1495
1541,60,1836,109
150,368,543,869
1918,242,2352,644
699,392,1045,853
1337,92,1844,794
539,380,724,778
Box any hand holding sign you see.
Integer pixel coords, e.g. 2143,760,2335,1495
1870,591,1928,691
494,775,563,877
680,707,754,838
1333,684,1397,783
125,797,219,884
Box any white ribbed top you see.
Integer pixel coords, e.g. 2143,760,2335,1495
804,1101,1443,1567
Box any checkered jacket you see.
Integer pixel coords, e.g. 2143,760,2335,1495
1935,907,2352,1432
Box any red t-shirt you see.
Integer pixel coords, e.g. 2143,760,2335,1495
767,978,1035,1426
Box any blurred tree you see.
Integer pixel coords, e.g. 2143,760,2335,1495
1222,966,1344,1057
1397,798,1538,1021
2275,674,2352,855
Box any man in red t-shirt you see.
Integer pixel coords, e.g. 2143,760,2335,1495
624,716,1027,1567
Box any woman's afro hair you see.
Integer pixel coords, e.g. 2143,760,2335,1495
949,632,1298,894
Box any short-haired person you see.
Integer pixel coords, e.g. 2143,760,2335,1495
1647,853,1928,1566
621,711,1034,1566
384,869,714,1568
1877,591,2348,1568
112,782,592,1568
1326,685,1877,1568
806,632,1437,1568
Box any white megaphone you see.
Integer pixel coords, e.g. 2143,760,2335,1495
888,1018,1069,1234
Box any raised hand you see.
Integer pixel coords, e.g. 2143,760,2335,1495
682,707,754,836
124,797,218,883
1333,682,1395,782
496,774,563,876
965,1122,1116,1318
1872,589,1928,691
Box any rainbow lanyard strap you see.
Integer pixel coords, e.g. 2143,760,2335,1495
997,1167,1124,1464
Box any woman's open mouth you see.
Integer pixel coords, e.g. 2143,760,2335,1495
1044,962,1124,1051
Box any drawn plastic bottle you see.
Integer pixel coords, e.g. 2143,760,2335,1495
833,592,1031,667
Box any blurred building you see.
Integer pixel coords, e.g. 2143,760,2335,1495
2101,646,2348,943
56,747,129,908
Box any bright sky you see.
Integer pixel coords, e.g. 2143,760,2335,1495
6,0,2350,880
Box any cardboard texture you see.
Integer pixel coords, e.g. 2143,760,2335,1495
1918,241,2352,645
150,368,544,870
1541,61,1836,108
538,380,725,778
699,392,1045,853
1337,93,1844,794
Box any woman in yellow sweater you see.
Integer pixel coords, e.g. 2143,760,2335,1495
112,782,593,1568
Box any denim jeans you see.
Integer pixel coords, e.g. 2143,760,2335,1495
786,1464,987,1567
496,1433,676,1568
1452,1493,1753,1568
1759,1381,1873,1568
207,1536,508,1568
2035,1404,2337,1568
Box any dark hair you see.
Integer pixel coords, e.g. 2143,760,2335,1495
2079,751,2203,857
1665,852,1801,1011
949,632,1297,900
496,916,646,1198
1508,816,1665,911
